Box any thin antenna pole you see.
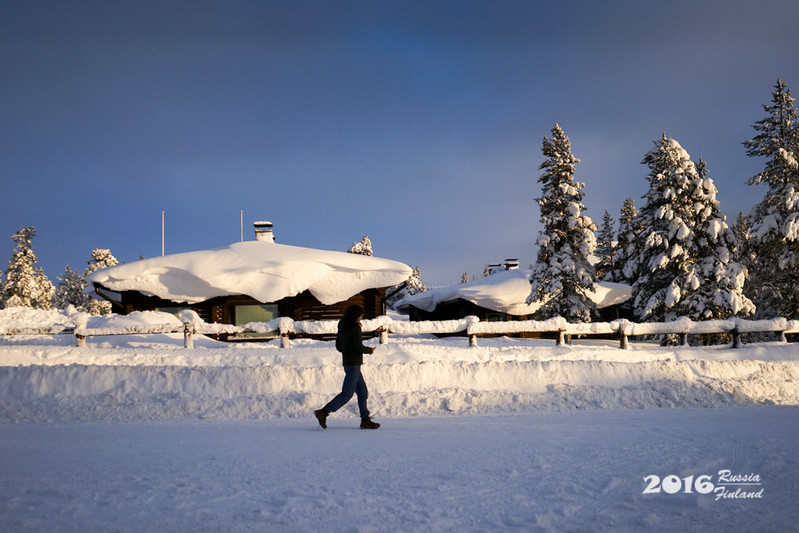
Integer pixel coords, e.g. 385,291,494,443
240,210,244,242
161,210,165,256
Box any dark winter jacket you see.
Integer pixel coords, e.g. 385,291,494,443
335,319,373,366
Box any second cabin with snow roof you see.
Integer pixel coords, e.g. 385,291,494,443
394,261,633,324
85,222,413,339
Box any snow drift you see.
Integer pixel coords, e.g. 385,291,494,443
1,306,797,424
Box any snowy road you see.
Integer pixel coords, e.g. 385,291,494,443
2,407,797,533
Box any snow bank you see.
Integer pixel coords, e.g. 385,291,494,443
2,307,798,424
388,316,478,335
1,333,798,423
85,240,413,305
614,316,799,336
78,310,184,335
0,307,76,334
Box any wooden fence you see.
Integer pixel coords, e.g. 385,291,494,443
3,315,799,349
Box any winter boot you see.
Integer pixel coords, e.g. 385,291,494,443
360,417,380,430
314,409,328,429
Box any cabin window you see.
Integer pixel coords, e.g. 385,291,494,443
155,306,190,318
234,304,278,326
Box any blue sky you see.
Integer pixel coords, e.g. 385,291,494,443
2,1,798,287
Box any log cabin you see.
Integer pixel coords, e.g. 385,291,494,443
86,222,412,339
394,265,632,324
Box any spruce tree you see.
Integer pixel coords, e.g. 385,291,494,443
731,212,753,265
2,227,55,309
595,210,615,280
627,136,753,321
610,198,640,284
347,236,373,256
386,266,426,310
743,78,799,319
732,212,757,308
85,248,119,274
671,158,754,319
527,124,597,322
55,265,86,310
626,136,694,320
83,249,119,314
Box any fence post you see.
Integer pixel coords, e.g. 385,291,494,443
281,333,290,348
76,333,86,348
379,328,388,344
183,323,194,349
679,332,689,346
556,330,565,346
469,334,478,347
732,326,741,349
615,319,630,349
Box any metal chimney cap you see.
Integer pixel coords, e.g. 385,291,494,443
254,221,275,242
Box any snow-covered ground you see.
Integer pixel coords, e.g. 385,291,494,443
1,308,798,531
2,409,797,532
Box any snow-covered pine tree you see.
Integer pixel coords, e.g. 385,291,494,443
407,266,426,294
85,248,119,274
606,198,640,283
347,236,373,256
625,136,694,321
527,124,597,322
731,213,751,262
460,272,469,284
742,78,799,319
83,248,119,314
626,136,753,322
1,227,55,309
55,265,86,310
386,266,426,310
731,212,756,301
595,210,615,280
670,158,754,320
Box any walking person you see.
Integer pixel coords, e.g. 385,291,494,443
315,305,380,430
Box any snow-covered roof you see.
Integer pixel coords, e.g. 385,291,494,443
395,269,631,316
86,241,413,305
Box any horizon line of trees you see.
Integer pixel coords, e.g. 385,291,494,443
0,226,119,315
529,78,799,324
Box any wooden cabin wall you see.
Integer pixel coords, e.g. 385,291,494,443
407,298,632,326
408,299,517,322
118,288,387,325
282,289,384,321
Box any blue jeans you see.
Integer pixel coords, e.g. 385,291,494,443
323,365,370,419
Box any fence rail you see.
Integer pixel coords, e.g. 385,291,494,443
3,315,799,349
